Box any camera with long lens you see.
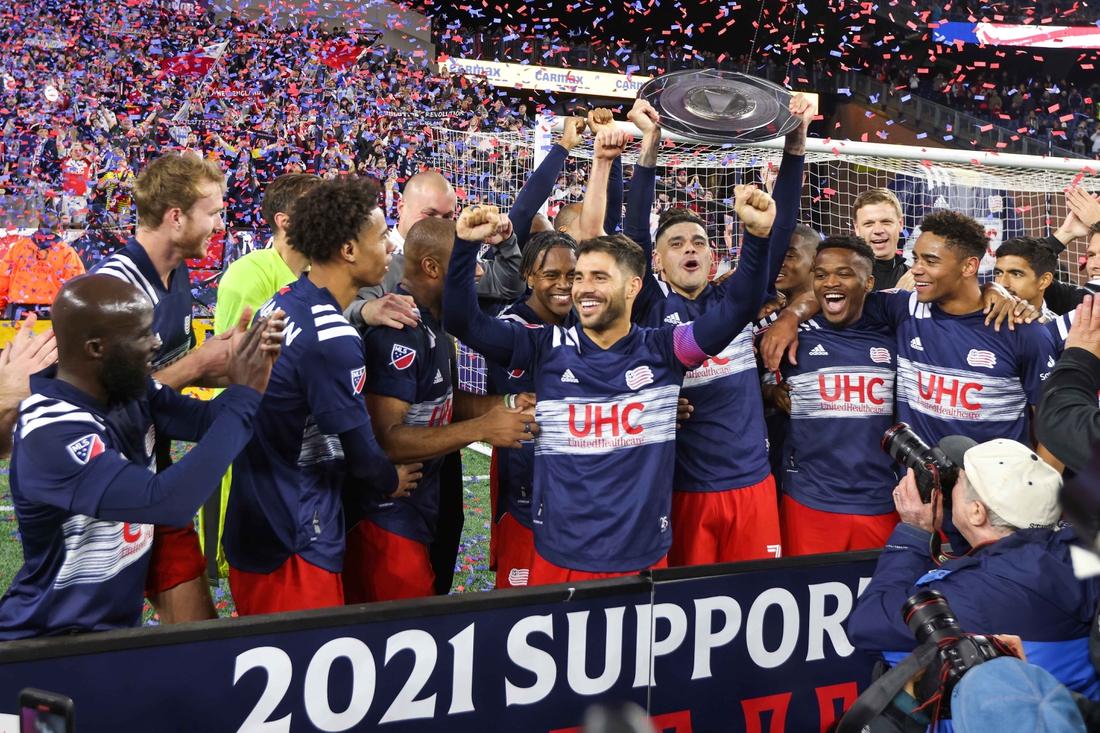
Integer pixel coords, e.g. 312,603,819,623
881,423,959,505
900,589,1010,718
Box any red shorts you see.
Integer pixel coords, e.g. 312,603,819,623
780,494,899,556
528,551,668,586
144,522,207,596
343,520,435,604
495,512,536,589
228,554,344,616
668,475,782,567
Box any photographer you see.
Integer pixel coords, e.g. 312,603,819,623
848,436,1100,699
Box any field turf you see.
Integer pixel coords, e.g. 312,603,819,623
0,446,497,624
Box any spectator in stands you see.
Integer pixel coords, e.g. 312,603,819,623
0,200,86,318
851,189,908,290
0,274,281,639
848,436,1100,700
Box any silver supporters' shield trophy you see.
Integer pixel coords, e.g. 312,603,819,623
637,70,799,143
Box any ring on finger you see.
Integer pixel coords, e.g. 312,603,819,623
524,422,531,434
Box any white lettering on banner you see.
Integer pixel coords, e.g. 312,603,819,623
806,583,855,661
567,609,625,695
505,615,556,706
303,638,375,731
692,597,743,680
746,589,800,669
234,647,293,733
380,631,438,723
229,576,878,728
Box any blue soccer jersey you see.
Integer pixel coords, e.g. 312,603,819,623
780,315,901,515
0,370,261,638
356,287,454,546
1047,310,1074,358
91,239,195,370
483,298,545,530
864,290,1056,445
445,224,774,572
224,274,380,575
632,277,770,492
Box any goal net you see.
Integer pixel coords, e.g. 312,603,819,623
426,120,1100,393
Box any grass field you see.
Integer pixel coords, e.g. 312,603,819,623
0,446,497,623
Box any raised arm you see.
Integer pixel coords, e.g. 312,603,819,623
763,95,814,300
673,186,776,366
443,205,540,368
508,117,584,246
576,127,629,240
623,98,662,268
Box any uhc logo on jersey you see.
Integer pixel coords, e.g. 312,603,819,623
350,366,366,394
869,347,892,364
390,344,416,371
67,434,106,465
625,366,654,390
966,349,997,369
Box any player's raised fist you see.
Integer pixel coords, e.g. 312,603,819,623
789,93,817,127
587,107,615,134
734,185,777,238
594,127,630,160
628,98,660,135
560,116,586,151
456,204,503,242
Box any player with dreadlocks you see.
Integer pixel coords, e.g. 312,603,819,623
484,230,578,588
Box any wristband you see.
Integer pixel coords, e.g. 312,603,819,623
504,394,516,409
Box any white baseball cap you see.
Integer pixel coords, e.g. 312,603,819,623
939,437,1062,530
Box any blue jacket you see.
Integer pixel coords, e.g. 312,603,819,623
848,522,1100,699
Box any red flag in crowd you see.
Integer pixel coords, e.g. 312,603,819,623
158,41,227,77
319,39,362,71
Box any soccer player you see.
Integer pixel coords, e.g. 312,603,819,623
777,235,901,554
485,230,578,588
443,174,780,583
0,274,280,638
91,151,234,624
224,177,419,615
764,211,1052,551
993,237,1059,319
608,95,811,565
345,217,537,602
852,189,908,290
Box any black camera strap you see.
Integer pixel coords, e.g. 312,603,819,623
835,642,941,733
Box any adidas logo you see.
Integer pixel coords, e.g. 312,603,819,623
433,369,443,384
911,337,924,351
561,369,579,384
664,312,683,325
808,344,828,356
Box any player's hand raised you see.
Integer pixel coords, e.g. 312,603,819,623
456,204,504,243
361,293,419,330
628,98,660,136
480,403,539,449
1066,294,1100,360
586,107,615,135
0,314,56,411
559,117,586,151
390,462,423,499
485,215,514,246
788,93,817,128
734,185,777,238
227,315,276,395
593,128,630,160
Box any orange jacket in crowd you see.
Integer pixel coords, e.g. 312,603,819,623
0,233,86,308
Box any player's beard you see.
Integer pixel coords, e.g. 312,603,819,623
100,346,150,405
581,288,627,333
176,216,213,260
